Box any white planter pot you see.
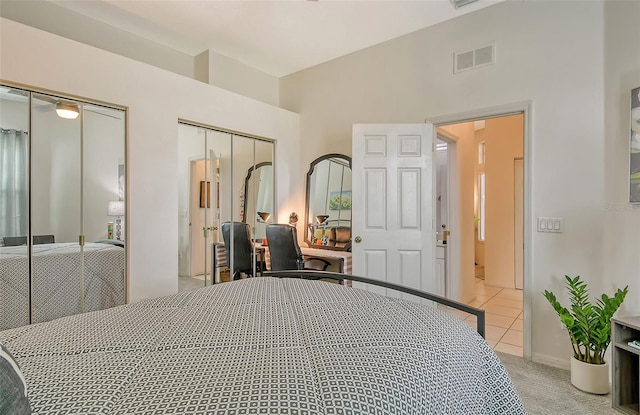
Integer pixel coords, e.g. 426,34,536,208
570,356,610,394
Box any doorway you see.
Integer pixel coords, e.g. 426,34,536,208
188,158,213,280
434,110,527,358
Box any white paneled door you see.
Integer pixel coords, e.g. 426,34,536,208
352,124,437,297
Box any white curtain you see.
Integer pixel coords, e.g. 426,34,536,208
0,128,29,241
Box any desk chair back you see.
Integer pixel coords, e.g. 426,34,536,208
3,235,55,246
221,222,254,279
266,224,330,271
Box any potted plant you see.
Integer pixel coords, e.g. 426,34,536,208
543,275,628,394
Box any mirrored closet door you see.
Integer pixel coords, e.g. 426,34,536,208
177,122,274,289
0,84,127,330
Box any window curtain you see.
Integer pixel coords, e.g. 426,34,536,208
0,128,29,243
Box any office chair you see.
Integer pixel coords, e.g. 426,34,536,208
221,221,258,280
265,224,331,271
3,235,55,246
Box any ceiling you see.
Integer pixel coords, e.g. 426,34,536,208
1,0,503,77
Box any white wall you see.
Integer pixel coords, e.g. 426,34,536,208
438,122,476,304
80,108,126,242
177,124,206,277
195,49,280,106
280,1,632,365
0,18,301,303
482,115,524,289
0,98,28,130
0,0,194,78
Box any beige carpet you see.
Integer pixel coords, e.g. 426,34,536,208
497,352,618,415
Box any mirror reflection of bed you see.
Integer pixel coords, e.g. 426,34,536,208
305,154,352,251
0,85,126,330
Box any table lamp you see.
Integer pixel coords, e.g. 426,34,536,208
108,200,125,240
316,215,329,225
257,211,271,223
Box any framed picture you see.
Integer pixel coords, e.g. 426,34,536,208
631,86,640,203
328,190,352,210
200,181,211,208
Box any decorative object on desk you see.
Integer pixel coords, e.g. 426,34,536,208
199,181,210,208
107,222,114,239
288,212,298,226
543,275,629,394
257,211,271,223
107,201,125,241
312,215,330,246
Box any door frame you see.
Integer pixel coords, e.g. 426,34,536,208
435,130,460,300
187,157,207,279
429,101,532,359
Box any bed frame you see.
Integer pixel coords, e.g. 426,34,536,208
264,270,486,338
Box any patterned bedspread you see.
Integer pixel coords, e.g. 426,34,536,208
0,242,125,330
0,277,526,414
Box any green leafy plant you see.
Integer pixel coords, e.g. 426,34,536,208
543,275,628,364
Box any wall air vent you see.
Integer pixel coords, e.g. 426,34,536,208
454,43,495,74
450,0,479,9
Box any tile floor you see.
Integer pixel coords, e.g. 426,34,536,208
444,277,524,357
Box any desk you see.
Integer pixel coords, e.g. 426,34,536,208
301,246,352,275
259,244,352,275
211,242,265,284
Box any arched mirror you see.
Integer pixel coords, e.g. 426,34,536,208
243,161,273,240
304,154,352,250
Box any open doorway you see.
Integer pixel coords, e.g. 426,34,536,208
436,113,525,357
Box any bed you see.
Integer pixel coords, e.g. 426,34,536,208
0,242,126,330
0,273,526,414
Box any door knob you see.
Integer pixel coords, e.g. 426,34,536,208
354,236,362,243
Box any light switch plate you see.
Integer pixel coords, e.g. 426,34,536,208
537,217,563,233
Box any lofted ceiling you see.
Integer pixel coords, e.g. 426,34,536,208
1,0,504,77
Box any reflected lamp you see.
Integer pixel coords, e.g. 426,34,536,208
257,211,271,223
316,215,329,225
55,102,79,119
108,201,125,240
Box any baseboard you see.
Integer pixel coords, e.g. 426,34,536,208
531,353,570,370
